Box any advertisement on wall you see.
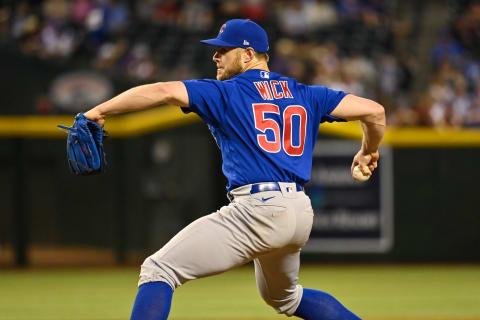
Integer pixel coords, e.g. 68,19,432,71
304,140,393,253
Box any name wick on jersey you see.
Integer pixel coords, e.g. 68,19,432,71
254,80,294,100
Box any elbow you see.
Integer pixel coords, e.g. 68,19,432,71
374,102,386,122
153,81,187,106
363,101,385,126
152,82,173,105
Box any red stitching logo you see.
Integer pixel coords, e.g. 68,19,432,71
218,24,226,35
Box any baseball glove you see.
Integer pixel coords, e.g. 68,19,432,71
58,113,108,175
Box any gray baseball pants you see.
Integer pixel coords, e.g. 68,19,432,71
139,182,314,316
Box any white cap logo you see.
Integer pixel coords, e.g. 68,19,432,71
243,40,250,45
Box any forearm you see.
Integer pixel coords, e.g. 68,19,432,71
331,95,386,152
92,83,168,117
360,109,386,153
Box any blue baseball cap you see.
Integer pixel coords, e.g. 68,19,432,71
201,19,269,53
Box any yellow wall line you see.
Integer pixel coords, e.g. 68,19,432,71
0,106,200,139
1,106,480,147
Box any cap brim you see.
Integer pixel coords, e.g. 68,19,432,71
200,38,239,48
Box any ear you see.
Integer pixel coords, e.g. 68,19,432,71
243,47,256,63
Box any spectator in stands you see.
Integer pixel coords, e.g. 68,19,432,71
125,42,158,82
152,0,180,27
178,0,213,32
276,0,308,36
71,0,94,26
432,33,463,66
466,81,480,127
240,0,268,23
456,0,480,54
0,0,416,127
450,77,472,127
11,1,34,39
93,38,129,71
304,0,338,30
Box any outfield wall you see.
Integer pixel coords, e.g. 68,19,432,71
0,111,479,266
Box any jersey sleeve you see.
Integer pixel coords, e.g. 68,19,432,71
181,79,227,126
309,85,348,122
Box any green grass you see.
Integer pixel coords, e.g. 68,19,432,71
0,264,479,320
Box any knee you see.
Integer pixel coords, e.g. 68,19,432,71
259,285,303,316
138,255,181,290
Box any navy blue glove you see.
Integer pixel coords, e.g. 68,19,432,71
58,113,107,175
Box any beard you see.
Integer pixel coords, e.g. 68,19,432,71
216,52,243,81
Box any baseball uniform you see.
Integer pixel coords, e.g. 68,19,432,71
139,69,347,315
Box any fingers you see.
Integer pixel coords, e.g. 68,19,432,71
351,160,371,177
84,109,105,127
358,164,372,176
352,149,379,177
368,159,378,171
351,158,359,174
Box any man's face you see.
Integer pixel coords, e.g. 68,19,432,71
213,47,243,81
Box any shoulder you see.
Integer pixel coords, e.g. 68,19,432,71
302,83,341,99
183,78,223,86
272,73,307,90
182,78,234,94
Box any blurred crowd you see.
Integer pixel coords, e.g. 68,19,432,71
390,0,480,127
1,0,480,127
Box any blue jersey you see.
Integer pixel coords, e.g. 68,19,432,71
182,69,347,191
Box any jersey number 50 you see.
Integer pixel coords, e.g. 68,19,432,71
252,103,307,156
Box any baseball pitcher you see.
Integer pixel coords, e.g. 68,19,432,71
83,19,385,320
